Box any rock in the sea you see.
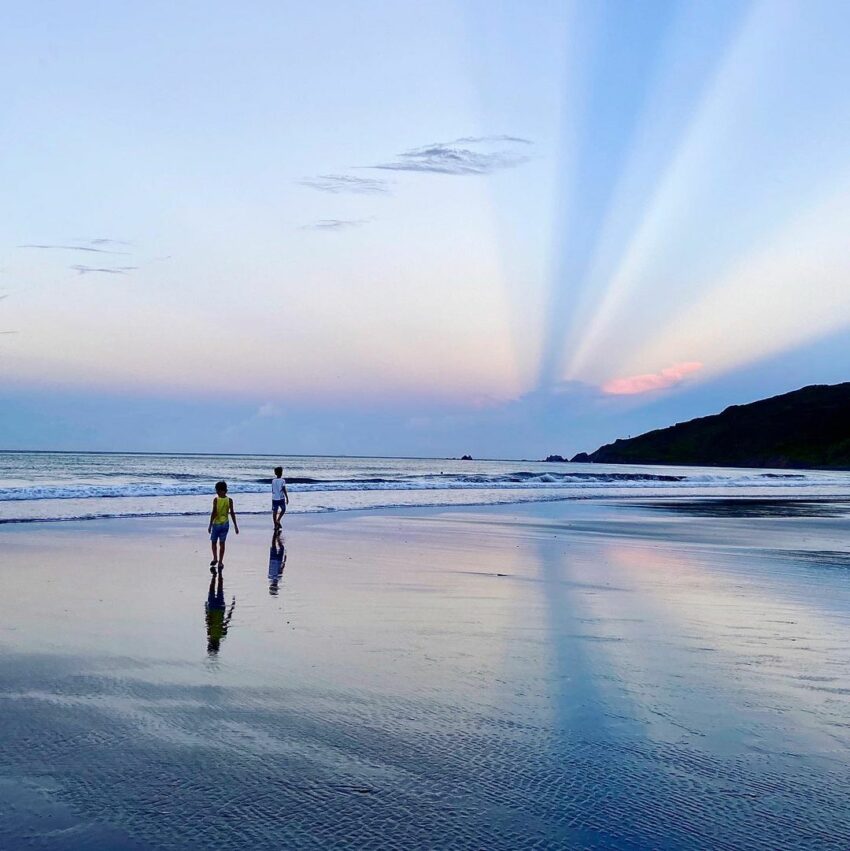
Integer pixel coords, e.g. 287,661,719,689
460,454,473,461
544,454,566,463
570,452,590,463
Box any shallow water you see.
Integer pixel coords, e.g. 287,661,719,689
2,501,850,848
3,450,850,524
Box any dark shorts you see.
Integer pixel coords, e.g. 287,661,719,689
272,499,286,513
210,522,229,543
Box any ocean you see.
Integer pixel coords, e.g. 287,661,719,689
2,450,849,524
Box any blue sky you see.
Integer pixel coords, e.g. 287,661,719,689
2,1,850,458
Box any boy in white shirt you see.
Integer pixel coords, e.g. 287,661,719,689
271,466,289,529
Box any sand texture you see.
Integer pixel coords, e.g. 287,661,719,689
2,499,850,849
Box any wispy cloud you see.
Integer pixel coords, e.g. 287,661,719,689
19,242,131,255
71,264,138,275
300,174,390,194
300,219,369,231
453,135,532,145
602,361,703,395
372,135,533,175
88,238,133,247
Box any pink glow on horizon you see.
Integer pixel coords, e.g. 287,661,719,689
602,361,703,395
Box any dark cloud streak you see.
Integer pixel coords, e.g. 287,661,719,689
19,243,131,256
453,135,532,145
88,238,133,247
300,219,369,231
71,265,138,275
300,174,389,194
372,136,533,175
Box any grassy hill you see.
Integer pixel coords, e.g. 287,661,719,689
572,383,850,469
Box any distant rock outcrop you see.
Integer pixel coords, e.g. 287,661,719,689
460,454,473,461
571,383,850,470
543,454,566,463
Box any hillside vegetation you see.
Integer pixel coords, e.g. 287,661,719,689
572,383,850,470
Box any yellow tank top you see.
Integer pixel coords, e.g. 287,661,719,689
213,496,230,525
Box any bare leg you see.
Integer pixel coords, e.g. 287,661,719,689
218,539,226,568
210,540,218,566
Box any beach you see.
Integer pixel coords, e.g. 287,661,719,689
7,0,850,846
3,498,850,849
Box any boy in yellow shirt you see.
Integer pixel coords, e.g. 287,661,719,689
207,480,239,572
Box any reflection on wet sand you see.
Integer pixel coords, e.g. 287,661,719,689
268,530,287,596
637,497,850,518
205,572,236,655
525,524,850,847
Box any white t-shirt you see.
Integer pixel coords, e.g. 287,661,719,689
272,477,286,500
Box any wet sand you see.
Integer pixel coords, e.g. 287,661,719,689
2,499,850,849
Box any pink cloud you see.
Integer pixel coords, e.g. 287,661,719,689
602,361,703,395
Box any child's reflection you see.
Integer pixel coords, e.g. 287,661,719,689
268,530,287,596
205,571,236,655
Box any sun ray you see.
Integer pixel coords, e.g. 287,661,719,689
565,0,797,382
620,176,850,384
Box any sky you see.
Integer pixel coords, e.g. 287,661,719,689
2,0,850,458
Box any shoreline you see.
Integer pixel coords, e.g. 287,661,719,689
3,490,850,530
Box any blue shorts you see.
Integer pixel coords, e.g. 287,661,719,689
272,499,286,513
210,522,229,543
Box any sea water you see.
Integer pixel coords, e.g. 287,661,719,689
2,450,849,524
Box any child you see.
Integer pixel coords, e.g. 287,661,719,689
271,466,289,529
208,480,239,571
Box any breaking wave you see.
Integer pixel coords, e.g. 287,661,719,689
2,452,848,525
3,470,806,503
